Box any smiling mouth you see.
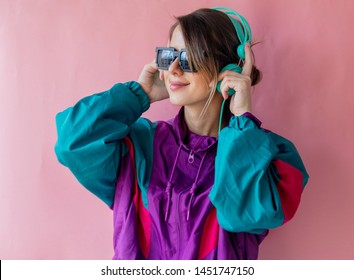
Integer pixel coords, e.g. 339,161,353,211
169,82,189,91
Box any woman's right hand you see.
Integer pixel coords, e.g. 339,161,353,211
138,60,169,103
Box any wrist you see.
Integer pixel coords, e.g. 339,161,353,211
232,106,252,116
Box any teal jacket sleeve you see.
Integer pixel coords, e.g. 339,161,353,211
209,115,309,234
54,82,155,207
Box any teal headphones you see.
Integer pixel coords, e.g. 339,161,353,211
211,7,253,133
212,6,253,96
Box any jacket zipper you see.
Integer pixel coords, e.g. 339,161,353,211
176,187,190,258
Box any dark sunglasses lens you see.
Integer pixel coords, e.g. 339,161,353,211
179,51,192,72
157,49,174,69
156,48,194,72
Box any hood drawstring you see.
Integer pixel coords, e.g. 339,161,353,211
165,144,182,221
186,151,208,221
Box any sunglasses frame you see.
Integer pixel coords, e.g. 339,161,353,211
155,47,195,72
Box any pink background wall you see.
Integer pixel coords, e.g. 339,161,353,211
1,0,353,259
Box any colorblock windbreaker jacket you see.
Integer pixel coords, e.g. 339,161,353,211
55,81,309,260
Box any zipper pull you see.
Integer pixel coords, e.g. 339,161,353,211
188,151,194,163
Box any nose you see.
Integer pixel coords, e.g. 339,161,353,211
168,57,183,76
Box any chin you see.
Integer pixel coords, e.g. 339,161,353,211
167,92,188,106
168,97,186,106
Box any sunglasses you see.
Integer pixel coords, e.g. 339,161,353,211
155,47,195,72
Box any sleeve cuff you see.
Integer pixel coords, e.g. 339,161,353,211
125,81,150,113
241,112,262,128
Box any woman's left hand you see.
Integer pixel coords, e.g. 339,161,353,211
217,43,254,116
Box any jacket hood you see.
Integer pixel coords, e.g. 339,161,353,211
170,107,218,153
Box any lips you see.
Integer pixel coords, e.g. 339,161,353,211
169,81,189,91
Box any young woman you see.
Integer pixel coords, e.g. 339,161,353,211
55,7,309,260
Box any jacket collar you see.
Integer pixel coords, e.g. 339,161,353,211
171,107,217,152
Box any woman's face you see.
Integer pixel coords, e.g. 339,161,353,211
162,25,212,108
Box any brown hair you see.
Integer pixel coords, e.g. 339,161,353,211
169,8,262,117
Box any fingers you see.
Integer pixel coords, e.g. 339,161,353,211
217,71,236,100
147,59,158,72
148,59,165,81
241,43,254,77
220,87,229,100
217,70,251,99
217,44,254,99
140,60,159,82
138,60,159,87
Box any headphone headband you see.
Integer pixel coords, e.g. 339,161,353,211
211,7,254,134
212,6,252,59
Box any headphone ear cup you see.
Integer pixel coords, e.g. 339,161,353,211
216,64,242,96
237,44,246,60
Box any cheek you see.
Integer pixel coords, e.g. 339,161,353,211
194,78,211,95
193,74,211,88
